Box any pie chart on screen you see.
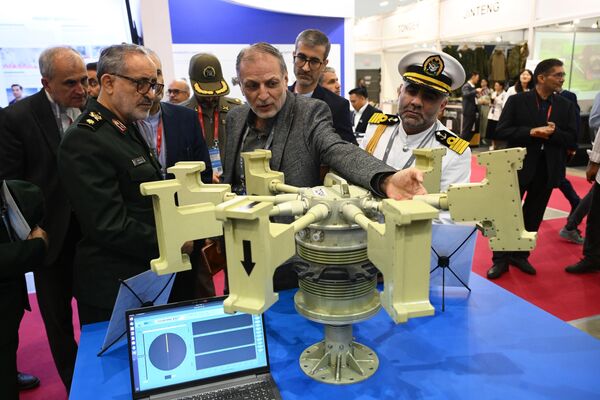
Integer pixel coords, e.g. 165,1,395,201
148,333,187,370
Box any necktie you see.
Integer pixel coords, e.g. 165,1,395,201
57,106,73,138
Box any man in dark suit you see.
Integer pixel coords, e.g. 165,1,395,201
57,44,191,325
460,71,480,141
288,29,357,145
224,42,427,289
1,179,48,399
487,58,578,279
0,46,88,390
349,86,381,136
137,49,214,300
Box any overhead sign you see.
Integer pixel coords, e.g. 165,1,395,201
381,0,439,47
439,0,532,39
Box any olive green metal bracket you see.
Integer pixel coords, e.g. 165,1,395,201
413,147,446,194
215,197,296,314
139,162,228,275
241,150,285,196
365,200,439,323
445,148,536,251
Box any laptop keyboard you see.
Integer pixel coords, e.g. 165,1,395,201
178,380,277,400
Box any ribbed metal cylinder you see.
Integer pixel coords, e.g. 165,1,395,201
296,244,368,265
299,277,376,300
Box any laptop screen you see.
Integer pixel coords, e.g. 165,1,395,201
126,297,269,396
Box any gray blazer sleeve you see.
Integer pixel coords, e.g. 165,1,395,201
305,100,396,190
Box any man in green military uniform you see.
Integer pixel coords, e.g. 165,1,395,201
182,53,242,181
57,44,191,325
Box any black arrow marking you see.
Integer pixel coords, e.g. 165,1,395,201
241,240,255,276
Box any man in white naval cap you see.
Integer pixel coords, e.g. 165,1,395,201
360,50,471,192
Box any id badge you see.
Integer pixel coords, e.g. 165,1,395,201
209,147,222,175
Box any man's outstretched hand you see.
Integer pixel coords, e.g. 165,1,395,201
382,168,427,200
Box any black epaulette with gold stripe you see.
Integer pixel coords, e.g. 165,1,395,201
77,111,105,131
367,112,399,126
434,128,469,155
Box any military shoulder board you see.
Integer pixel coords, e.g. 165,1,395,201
367,112,399,126
77,111,105,131
434,129,470,155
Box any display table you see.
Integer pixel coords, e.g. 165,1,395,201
71,275,600,399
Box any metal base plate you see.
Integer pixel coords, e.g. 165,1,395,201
299,340,379,384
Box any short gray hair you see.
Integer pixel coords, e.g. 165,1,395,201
97,44,149,81
319,66,336,84
236,42,287,78
38,46,82,79
295,29,331,60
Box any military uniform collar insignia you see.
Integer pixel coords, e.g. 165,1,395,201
112,118,127,133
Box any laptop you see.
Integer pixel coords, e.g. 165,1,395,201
126,296,282,400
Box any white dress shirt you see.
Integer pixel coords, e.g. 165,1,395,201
45,90,81,136
361,119,471,192
353,103,368,131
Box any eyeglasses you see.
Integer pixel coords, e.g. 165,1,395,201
167,89,188,95
113,73,164,95
293,54,324,70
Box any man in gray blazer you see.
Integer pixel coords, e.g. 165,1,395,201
223,42,426,289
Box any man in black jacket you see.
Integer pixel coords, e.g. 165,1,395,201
0,46,87,390
460,71,480,141
1,179,48,399
487,58,578,279
349,86,381,136
288,29,357,145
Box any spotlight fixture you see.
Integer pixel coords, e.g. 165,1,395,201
592,21,599,29
495,36,502,43
379,1,389,6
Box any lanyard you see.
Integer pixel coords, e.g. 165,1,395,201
535,95,553,123
197,107,220,146
382,122,438,169
156,117,163,156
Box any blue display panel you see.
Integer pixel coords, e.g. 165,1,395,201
129,301,267,393
167,0,347,98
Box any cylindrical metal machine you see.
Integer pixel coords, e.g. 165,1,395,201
293,180,381,384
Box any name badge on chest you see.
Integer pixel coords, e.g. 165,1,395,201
131,156,146,166
209,146,222,175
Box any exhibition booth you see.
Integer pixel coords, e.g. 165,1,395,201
2,1,600,399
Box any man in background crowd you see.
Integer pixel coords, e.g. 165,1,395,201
349,86,381,136
487,58,578,279
0,178,49,399
564,125,600,274
0,45,87,391
182,53,242,176
86,62,100,99
167,78,191,104
460,71,480,141
289,29,357,144
137,48,214,300
319,66,341,96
